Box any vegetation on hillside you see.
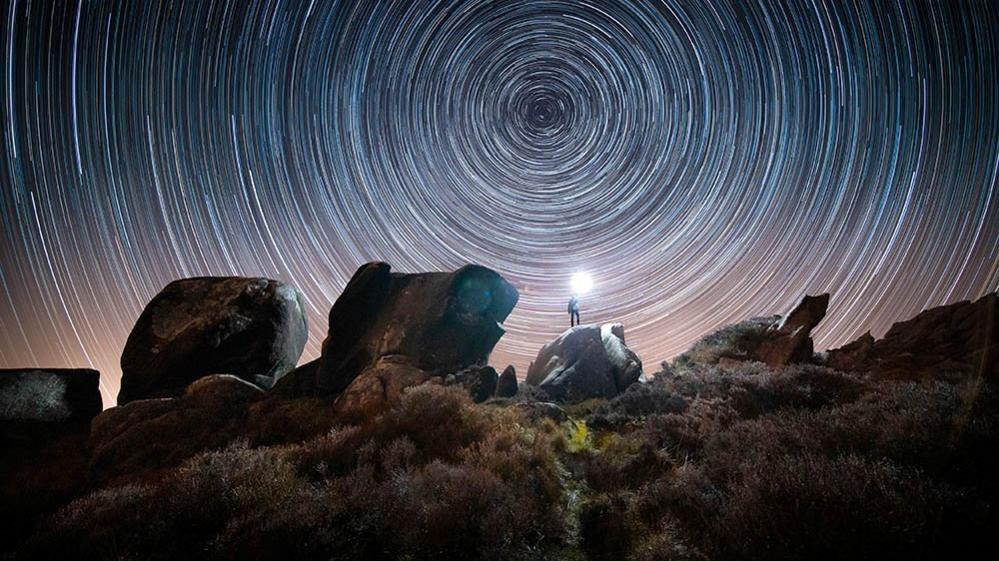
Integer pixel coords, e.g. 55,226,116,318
15,358,999,561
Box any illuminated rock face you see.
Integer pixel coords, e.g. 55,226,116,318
295,262,518,398
526,323,643,402
827,293,998,380
0,368,102,427
118,277,308,404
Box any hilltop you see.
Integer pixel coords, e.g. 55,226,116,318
1,263,996,560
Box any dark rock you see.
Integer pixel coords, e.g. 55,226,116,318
313,262,518,396
677,294,829,368
333,356,430,420
90,374,264,483
444,365,498,403
525,323,642,402
827,293,997,380
824,332,875,371
119,277,308,404
0,369,102,441
270,359,320,397
496,365,518,397
184,373,264,402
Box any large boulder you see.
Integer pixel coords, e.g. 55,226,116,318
826,293,997,380
1,369,102,440
296,262,517,397
496,365,518,398
444,365,498,403
119,277,308,404
526,323,642,402
677,294,829,368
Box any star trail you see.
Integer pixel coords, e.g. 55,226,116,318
1,0,997,406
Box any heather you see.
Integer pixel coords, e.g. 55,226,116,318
15,363,999,561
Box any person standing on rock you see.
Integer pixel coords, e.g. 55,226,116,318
568,295,581,327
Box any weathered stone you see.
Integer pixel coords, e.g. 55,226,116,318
824,332,875,371
601,324,643,391
312,262,518,396
119,277,308,404
444,365,498,403
496,365,518,398
827,293,997,380
90,374,264,483
333,356,430,420
270,359,320,397
677,294,829,368
526,323,643,402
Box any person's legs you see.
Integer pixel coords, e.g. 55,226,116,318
571,310,580,326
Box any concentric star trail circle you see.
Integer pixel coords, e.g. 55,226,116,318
1,0,997,405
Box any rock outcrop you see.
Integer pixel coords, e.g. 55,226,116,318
119,277,308,404
90,374,265,482
526,323,642,402
677,294,829,368
496,365,518,398
332,356,430,420
0,369,102,440
826,293,997,379
444,365,498,403
279,262,518,401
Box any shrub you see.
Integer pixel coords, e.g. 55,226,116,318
375,384,491,462
577,432,674,493
579,492,636,559
16,360,999,561
713,453,953,561
22,385,569,561
673,317,775,366
588,382,689,429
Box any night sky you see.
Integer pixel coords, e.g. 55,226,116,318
1,0,997,406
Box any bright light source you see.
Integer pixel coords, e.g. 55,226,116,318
571,272,593,295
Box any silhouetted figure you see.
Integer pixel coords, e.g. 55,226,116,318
568,295,581,327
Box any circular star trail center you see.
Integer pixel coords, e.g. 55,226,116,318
0,0,997,404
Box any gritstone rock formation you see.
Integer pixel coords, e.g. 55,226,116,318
443,365,498,403
90,374,265,483
276,262,518,407
496,365,518,398
525,323,642,402
331,356,430,420
826,292,997,379
118,277,308,404
677,293,830,368
0,369,102,440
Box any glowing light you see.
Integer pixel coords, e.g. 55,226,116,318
0,1,995,408
571,272,593,295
